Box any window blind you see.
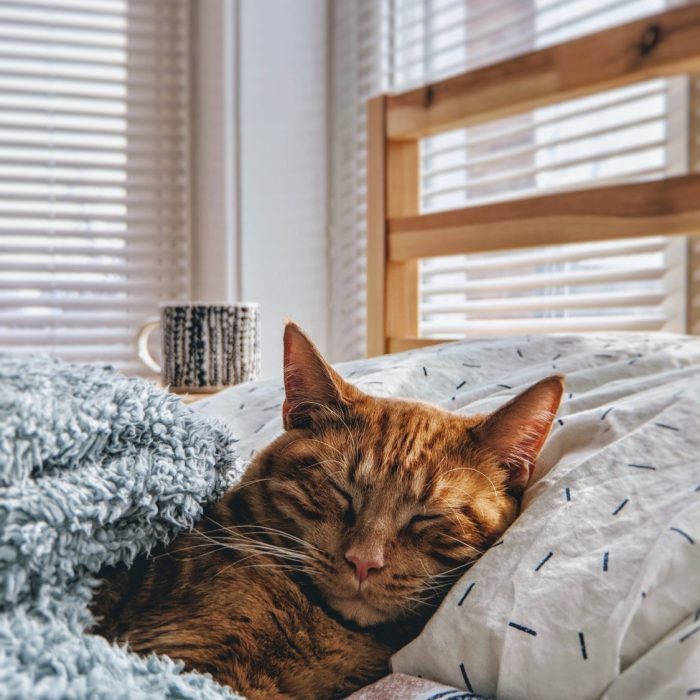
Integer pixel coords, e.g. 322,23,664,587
0,0,190,374
420,76,688,337
329,0,691,359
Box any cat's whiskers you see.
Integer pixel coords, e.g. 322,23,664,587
190,527,310,565
226,535,316,562
311,547,334,564
441,532,485,556
307,555,334,574
402,594,439,613
203,522,320,577
153,541,228,560
421,561,473,592
213,556,311,580
227,477,275,493
205,518,322,553
299,457,346,472
222,537,314,563
202,519,320,566
159,529,319,569
396,558,449,599
418,577,458,595
151,516,319,564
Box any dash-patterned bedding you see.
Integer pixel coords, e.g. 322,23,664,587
197,333,700,700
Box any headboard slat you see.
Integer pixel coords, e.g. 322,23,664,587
386,4,700,140
389,174,700,261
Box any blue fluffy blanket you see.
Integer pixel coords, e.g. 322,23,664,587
0,355,246,699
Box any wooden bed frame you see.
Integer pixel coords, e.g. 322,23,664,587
366,4,700,356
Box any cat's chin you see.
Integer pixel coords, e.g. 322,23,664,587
326,594,396,627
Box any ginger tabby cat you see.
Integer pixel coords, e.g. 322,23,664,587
93,323,563,699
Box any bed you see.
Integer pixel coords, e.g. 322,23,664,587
1,331,699,698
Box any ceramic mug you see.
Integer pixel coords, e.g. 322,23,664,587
137,302,260,392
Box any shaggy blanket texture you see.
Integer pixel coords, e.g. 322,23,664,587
0,355,246,699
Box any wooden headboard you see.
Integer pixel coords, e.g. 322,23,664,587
366,4,700,357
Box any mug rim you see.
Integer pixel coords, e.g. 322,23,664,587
159,301,259,309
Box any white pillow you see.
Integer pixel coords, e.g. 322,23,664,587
392,341,700,699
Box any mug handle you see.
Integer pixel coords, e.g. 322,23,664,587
136,318,161,373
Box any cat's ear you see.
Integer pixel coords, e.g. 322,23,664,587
477,375,564,491
282,321,354,430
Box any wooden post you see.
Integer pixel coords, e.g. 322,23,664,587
385,139,420,348
367,97,421,356
366,96,388,356
687,75,700,334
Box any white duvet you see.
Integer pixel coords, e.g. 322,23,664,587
198,332,700,700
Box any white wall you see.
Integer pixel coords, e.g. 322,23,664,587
239,0,329,377
191,0,240,303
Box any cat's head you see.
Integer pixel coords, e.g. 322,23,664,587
236,323,563,627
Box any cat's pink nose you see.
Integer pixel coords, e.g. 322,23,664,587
345,551,384,583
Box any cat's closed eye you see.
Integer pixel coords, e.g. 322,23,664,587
328,481,355,519
407,513,442,528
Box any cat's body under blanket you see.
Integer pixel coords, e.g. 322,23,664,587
93,324,563,699
93,500,393,700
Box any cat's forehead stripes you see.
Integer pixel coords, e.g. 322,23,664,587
278,395,505,529
347,397,478,475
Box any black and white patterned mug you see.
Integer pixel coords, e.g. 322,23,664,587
136,302,260,392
